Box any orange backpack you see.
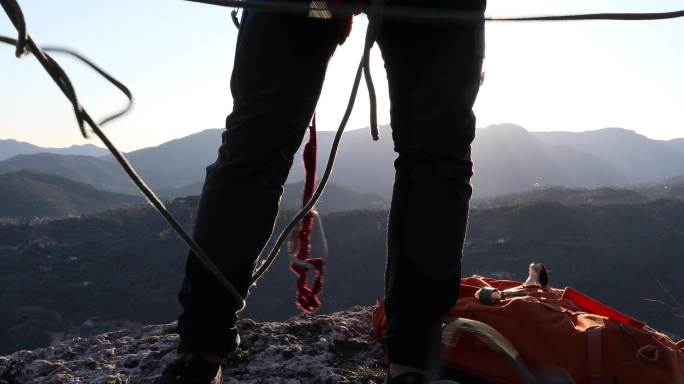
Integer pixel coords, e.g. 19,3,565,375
372,275,684,384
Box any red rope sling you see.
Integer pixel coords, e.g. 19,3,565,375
289,116,325,313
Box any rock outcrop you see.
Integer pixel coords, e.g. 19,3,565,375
0,306,385,384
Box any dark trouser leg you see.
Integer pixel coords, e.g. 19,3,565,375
378,2,486,369
177,11,341,357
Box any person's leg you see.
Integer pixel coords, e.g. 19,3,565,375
176,11,343,359
376,0,486,375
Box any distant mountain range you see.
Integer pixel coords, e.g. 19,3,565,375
533,127,684,183
0,169,386,218
281,181,388,213
0,171,141,218
0,153,138,194
9,162,684,219
0,139,108,161
3,124,684,199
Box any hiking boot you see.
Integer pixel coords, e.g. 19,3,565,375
156,353,222,384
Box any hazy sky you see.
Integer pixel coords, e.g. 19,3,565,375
1,0,683,151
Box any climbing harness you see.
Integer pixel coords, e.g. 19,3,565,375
188,0,684,23
3,0,684,311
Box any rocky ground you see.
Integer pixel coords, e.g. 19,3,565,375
0,306,386,384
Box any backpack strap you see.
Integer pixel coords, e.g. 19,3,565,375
671,349,684,384
586,327,610,383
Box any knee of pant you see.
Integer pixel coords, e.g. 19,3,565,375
404,119,475,160
205,151,295,193
394,150,474,183
211,126,304,186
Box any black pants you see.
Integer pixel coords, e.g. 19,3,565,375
177,2,485,369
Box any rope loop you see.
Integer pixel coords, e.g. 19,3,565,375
41,52,89,136
231,8,240,29
186,0,684,24
1,0,245,307
0,0,28,57
636,345,663,363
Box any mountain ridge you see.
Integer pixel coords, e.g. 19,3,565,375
0,138,108,161
4,124,684,199
532,127,684,183
0,170,142,218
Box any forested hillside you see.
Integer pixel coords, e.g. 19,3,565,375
1,196,683,353
0,171,141,218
